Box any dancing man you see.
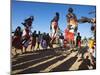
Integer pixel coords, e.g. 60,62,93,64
21,16,34,53
66,8,78,34
50,12,60,45
65,8,78,48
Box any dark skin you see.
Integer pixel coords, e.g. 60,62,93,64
30,31,37,51
76,33,81,47
22,16,34,27
36,31,41,49
12,26,23,55
50,12,59,30
46,33,52,48
66,8,78,32
50,12,60,45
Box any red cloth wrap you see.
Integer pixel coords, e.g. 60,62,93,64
64,29,74,41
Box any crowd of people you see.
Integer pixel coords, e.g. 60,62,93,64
12,26,64,55
12,8,96,68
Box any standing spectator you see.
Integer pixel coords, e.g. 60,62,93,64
36,31,41,50
76,32,82,56
88,38,94,51
46,33,52,48
40,33,47,49
12,26,22,55
59,33,64,48
88,38,96,67
30,30,37,51
76,32,81,48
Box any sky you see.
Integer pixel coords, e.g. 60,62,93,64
11,0,96,39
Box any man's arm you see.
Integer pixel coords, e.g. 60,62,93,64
66,14,70,23
73,13,78,22
50,22,52,30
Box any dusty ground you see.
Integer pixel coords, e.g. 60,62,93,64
11,45,96,74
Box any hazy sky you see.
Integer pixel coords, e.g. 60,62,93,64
12,0,96,39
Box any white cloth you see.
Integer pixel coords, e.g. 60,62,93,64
69,25,76,33
60,39,64,47
24,40,30,47
22,29,27,37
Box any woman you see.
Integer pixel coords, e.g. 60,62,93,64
12,26,22,55
30,30,37,51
